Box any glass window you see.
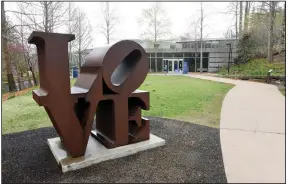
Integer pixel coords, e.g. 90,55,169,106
179,60,183,70
203,52,209,58
157,52,162,57
183,43,188,48
191,43,195,48
212,41,219,48
174,52,183,57
184,52,193,57
174,60,178,71
205,42,211,48
163,53,173,57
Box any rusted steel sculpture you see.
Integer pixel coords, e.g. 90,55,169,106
28,31,150,157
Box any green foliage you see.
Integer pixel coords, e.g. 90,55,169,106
238,7,285,64
235,33,258,64
218,58,285,77
2,76,234,134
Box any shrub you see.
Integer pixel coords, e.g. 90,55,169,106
218,58,285,77
235,33,258,64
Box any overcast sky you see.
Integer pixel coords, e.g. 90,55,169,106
75,2,235,47
5,2,235,48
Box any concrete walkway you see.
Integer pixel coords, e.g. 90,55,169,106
188,74,285,183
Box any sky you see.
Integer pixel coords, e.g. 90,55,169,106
75,2,235,47
5,2,235,48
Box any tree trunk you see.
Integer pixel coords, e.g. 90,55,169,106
239,2,243,37
68,3,72,67
281,3,285,47
154,6,157,73
29,67,38,86
44,2,49,32
235,2,238,39
26,71,33,87
78,51,82,70
17,73,22,91
14,62,22,91
244,1,250,34
2,2,17,92
200,2,203,73
154,45,157,73
78,12,82,70
107,2,110,44
267,1,276,63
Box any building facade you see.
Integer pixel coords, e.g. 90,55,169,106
137,38,238,73
72,38,238,73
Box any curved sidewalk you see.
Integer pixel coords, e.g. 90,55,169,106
188,74,285,183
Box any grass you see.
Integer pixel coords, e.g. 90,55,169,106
276,85,286,96
2,76,234,134
218,58,285,77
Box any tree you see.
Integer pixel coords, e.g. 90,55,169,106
6,2,73,87
74,8,93,69
180,32,192,42
200,2,203,73
99,2,118,44
65,2,78,69
15,2,69,33
235,2,238,39
281,3,285,47
236,2,285,64
244,2,251,34
181,2,213,73
267,1,277,63
18,13,38,86
5,14,38,88
67,2,78,67
222,2,240,40
2,2,17,92
138,2,171,72
8,43,26,90
239,2,243,37
181,21,200,72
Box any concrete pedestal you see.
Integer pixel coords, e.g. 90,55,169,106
47,133,165,172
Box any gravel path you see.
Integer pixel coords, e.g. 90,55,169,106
2,117,226,183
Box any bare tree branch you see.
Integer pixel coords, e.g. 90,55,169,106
98,2,119,44
138,2,171,72
73,8,93,68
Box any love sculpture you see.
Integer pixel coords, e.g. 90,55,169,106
28,31,150,158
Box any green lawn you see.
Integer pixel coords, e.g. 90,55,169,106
2,76,234,134
276,85,286,96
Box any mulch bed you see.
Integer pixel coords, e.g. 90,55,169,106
2,117,227,183
2,87,34,102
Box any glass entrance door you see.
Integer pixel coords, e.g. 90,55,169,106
163,59,184,73
168,60,173,72
174,60,178,72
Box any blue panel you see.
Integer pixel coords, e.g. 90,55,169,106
72,67,78,78
183,61,189,74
